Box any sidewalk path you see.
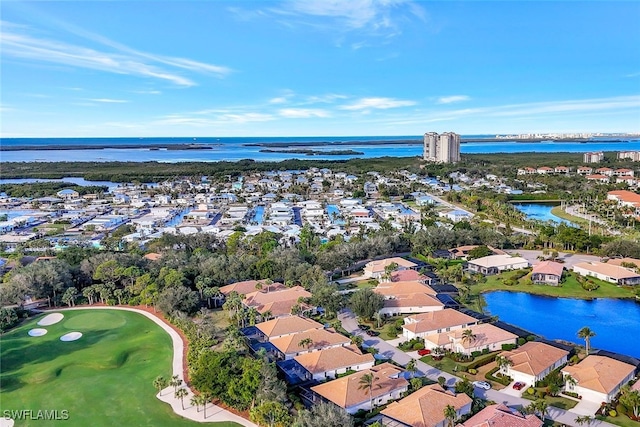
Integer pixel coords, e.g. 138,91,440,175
55,306,257,426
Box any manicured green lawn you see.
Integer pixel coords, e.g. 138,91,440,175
469,271,637,300
0,309,240,427
597,415,640,427
521,388,578,410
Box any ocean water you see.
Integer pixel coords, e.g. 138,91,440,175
0,136,638,163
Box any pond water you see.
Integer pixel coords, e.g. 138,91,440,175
514,202,575,226
484,291,640,358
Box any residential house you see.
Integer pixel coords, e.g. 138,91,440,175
531,261,564,285
467,255,529,276
363,257,417,279
380,384,472,427
573,261,640,286
577,167,593,175
595,167,614,176
449,245,505,260
294,345,375,381
255,315,324,341
310,363,409,414
242,285,313,318
425,323,518,355
586,174,610,183
498,342,569,386
220,280,285,297
461,404,543,427
270,327,351,360
402,309,478,340
614,168,635,177
56,189,80,200
562,355,636,403
606,257,640,270
554,166,571,174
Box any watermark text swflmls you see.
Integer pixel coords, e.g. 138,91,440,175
3,410,69,421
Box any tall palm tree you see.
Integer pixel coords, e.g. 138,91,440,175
443,404,458,427
577,326,596,355
298,337,314,350
175,388,188,410
358,372,377,411
153,376,168,396
461,329,477,349
201,392,211,419
406,359,418,379
496,355,513,375
169,375,183,393
190,395,201,412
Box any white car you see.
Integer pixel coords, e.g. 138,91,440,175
472,381,491,390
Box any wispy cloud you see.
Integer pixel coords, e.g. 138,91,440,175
278,108,330,118
340,97,416,110
155,112,275,127
436,95,471,104
87,98,129,103
0,20,232,87
626,72,640,78
269,96,290,104
133,90,162,95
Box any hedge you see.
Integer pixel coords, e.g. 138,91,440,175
467,353,498,370
485,366,512,386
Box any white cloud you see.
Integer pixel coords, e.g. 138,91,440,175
87,98,129,103
269,97,289,104
436,95,471,104
0,21,231,87
340,97,416,110
278,108,330,118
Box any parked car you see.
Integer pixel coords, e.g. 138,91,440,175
512,382,526,390
472,381,491,390
417,349,431,356
365,330,379,336
359,324,370,331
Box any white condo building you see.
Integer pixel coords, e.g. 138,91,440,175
423,132,461,163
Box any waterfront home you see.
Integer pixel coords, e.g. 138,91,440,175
572,261,640,286
309,363,408,414
374,280,437,297
255,315,324,341
562,355,636,403
402,309,478,340
270,328,350,360
467,254,529,276
294,345,375,381
531,260,564,285
425,323,518,355
381,384,472,427
461,404,542,427
498,342,569,387
242,285,313,318
363,257,417,279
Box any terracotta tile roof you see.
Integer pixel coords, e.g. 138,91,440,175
390,270,427,282
294,345,374,374
632,381,640,392
255,315,323,339
562,355,635,394
573,261,640,280
403,309,477,334
382,293,444,309
608,190,640,204
365,257,417,273
143,252,162,261
220,280,285,296
375,281,437,297
500,342,569,377
449,323,518,349
531,260,564,277
269,328,350,355
311,363,408,408
243,285,311,310
462,404,543,427
606,257,640,269
381,384,472,427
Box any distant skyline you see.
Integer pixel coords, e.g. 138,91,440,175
1,1,639,138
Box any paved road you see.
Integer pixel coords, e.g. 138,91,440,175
338,309,615,427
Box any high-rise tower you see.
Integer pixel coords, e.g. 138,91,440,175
423,132,460,163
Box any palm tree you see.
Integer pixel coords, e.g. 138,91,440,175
496,355,513,375
577,326,596,355
201,392,212,419
406,359,418,379
169,375,183,393
191,395,201,412
153,376,168,396
358,372,377,411
575,415,595,426
443,404,458,427
461,329,477,349
175,388,188,410
298,337,314,350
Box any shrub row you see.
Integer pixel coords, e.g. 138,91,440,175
485,366,512,386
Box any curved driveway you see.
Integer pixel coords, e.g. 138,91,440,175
338,309,615,427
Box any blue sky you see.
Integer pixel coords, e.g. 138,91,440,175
1,1,639,137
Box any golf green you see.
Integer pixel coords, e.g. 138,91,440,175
0,309,240,427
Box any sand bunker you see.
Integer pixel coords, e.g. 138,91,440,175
28,328,48,337
60,332,82,342
37,313,64,326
